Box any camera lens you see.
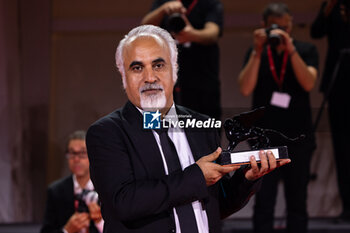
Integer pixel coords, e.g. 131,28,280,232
167,13,186,33
266,24,282,47
268,34,282,47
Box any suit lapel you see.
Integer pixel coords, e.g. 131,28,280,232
122,101,166,178
120,102,213,177
176,106,207,162
184,128,203,161
62,176,75,214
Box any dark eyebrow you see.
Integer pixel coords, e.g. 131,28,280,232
152,58,166,64
129,61,143,69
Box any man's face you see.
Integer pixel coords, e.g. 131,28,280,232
67,139,90,178
122,36,174,111
265,13,293,34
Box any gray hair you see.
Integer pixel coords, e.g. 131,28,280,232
66,130,86,151
115,25,178,87
262,3,291,23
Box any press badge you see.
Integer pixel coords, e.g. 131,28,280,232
270,91,291,109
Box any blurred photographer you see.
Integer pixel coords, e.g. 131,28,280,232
311,0,350,223
141,0,223,120
238,3,318,233
41,130,104,233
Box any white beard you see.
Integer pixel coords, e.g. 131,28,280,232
139,82,167,111
140,91,166,111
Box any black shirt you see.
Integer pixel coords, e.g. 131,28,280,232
311,1,350,93
243,41,318,143
151,0,223,91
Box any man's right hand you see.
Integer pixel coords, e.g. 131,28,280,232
196,147,240,186
64,212,90,233
253,28,267,56
161,1,186,15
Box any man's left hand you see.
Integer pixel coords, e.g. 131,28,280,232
244,150,291,181
173,15,195,44
88,203,103,223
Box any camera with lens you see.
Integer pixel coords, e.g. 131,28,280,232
75,189,100,213
166,13,186,33
265,24,284,47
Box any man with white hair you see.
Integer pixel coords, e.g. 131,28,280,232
86,25,290,233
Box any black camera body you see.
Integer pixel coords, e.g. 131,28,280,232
265,24,283,47
75,190,99,213
166,13,186,33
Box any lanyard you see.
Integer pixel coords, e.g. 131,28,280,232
178,0,198,16
267,45,289,90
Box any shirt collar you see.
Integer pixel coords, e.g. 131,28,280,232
136,103,178,121
72,174,94,195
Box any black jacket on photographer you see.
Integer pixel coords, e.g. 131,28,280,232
311,0,350,93
243,40,318,148
310,0,350,219
40,175,100,233
150,0,223,119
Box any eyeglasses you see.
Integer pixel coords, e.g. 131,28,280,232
66,150,88,159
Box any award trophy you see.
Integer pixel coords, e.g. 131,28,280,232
217,107,304,165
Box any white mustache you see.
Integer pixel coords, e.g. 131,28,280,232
139,83,164,93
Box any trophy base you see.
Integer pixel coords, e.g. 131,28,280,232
217,146,289,165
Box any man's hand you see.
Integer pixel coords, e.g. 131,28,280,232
64,212,90,233
173,16,195,44
269,28,317,91
174,17,220,45
88,203,103,224
253,29,267,55
196,147,240,186
161,1,186,15
141,0,186,25
270,28,295,53
244,150,291,181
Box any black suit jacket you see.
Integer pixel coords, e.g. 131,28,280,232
40,175,99,233
86,101,260,233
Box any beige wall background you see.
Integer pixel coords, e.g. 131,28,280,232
0,0,340,223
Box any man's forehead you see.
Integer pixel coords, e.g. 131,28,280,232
123,35,171,62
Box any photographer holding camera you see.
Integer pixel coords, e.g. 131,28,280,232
311,0,350,223
238,3,318,233
41,131,104,233
141,0,223,120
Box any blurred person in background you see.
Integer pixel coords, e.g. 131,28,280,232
238,3,318,233
311,0,350,223
141,0,223,120
41,130,104,233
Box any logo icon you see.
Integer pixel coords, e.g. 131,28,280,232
143,110,161,129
